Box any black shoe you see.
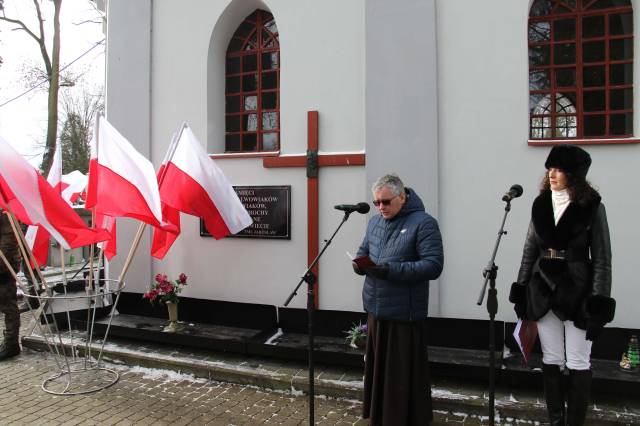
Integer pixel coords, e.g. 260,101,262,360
542,363,566,426
567,369,591,426
0,342,21,360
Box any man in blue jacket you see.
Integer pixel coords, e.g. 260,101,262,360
353,174,444,426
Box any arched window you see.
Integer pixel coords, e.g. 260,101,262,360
225,10,280,152
529,0,633,140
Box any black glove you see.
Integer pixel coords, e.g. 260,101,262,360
352,262,366,276
586,321,604,341
514,302,527,320
365,264,389,279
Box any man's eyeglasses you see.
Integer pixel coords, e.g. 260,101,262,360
372,196,397,207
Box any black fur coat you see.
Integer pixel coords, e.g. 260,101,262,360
509,190,615,329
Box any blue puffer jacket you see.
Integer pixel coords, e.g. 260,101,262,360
357,188,444,321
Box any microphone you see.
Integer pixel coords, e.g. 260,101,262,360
334,202,370,214
502,184,523,202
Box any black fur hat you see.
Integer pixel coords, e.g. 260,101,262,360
544,144,592,178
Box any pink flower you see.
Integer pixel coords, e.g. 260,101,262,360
178,273,187,284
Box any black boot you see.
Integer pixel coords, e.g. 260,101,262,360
567,369,591,426
542,363,566,426
0,332,20,361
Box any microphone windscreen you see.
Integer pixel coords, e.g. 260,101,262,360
357,202,371,214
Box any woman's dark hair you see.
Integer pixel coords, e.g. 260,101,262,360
540,171,600,206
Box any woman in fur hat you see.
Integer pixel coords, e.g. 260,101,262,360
509,144,614,426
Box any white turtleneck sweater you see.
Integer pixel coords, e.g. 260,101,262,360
551,189,571,225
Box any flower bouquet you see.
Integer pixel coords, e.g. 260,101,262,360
344,322,368,349
143,273,187,332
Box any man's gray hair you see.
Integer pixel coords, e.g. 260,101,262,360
372,174,405,196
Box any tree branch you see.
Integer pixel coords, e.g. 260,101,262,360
0,16,42,45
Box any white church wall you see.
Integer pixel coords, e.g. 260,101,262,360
365,0,441,315
104,0,153,294
144,0,367,310
436,0,640,328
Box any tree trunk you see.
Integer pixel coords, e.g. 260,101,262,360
41,0,63,177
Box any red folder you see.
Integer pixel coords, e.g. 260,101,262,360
353,255,377,269
514,319,538,363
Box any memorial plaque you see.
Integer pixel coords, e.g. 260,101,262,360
200,185,291,239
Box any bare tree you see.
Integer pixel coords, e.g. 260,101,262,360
59,87,103,174
0,0,62,176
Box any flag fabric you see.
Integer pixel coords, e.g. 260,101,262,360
0,135,111,250
25,144,63,266
95,213,117,260
151,125,252,259
86,116,163,227
61,170,88,204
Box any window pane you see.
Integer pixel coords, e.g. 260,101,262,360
264,19,278,35
583,91,605,112
610,13,633,35
530,116,552,138
243,54,257,72
235,21,255,39
262,91,277,109
243,114,258,131
610,88,633,110
227,37,243,52
554,19,575,41
610,113,633,135
245,33,257,51
554,115,577,138
554,43,575,65
583,41,605,63
530,93,550,114
530,70,550,90
610,39,633,61
262,72,278,90
226,96,241,113
530,0,554,16
243,74,258,92
225,134,240,152
262,52,279,70
242,133,257,151
262,133,278,151
564,0,576,7
263,31,277,48
529,21,551,42
555,68,575,87
582,16,604,38
529,45,550,66
583,65,605,87
610,63,633,85
244,95,257,111
226,56,241,74
584,115,606,136
226,115,241,132
557,93,576,114
587,0,631,10
262,112,278,130
226,76,241,93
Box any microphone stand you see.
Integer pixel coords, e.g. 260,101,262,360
476,199,513,426
284,211,353,424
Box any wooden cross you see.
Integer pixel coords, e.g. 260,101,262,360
263,111,365,307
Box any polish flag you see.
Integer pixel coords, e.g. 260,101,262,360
24,145,63,266
0,135,111,251
151,125,252,259
61,170,89,204
85,116,163,227
95,213,117,260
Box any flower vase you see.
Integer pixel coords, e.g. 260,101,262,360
164,302,179,332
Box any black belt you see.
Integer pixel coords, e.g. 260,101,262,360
541,248,589,262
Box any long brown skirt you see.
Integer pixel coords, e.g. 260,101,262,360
363,314,432,426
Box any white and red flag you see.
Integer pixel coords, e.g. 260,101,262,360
61,170,89,204
0,135,111,252
85,116,163,227
151,125,252,259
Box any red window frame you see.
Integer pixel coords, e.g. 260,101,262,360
225,10,280,152
528,0,634,141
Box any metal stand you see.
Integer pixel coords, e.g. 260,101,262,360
22,278,125,395
284,211,353,424
476,200,512,426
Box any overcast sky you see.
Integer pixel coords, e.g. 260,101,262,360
0,0,105,166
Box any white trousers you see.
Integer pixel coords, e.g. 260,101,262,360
537,310,592,370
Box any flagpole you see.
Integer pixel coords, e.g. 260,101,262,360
117,122,185,284
3,210,45,290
